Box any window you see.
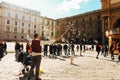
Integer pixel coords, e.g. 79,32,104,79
34,30,36,33
98,22,100,25
47,21,50,25
98,27,101,32
28,24,31,27
14,36,17,38
34,25,36,28
7,12,10,17
51,32,53,37
15,21,17,25
15,14,18,19
21,36,24,39
22,15,25,20
34,18,36,22
76,20,78,23
14,28,17,33
28,16,31,21
82,18,85,22
90,23,92,26
6,27,10,32
52,21,53,26
21,29,24,33
97,15,100,20
42,26,44,30
42,31,44,36
89,17,92,20
28,30,30,33
22,22,24,26
7,20,10,24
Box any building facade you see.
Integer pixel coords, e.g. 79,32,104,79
0,2,41,41
101,0,120,54
40,16,57,40
57,10,102,44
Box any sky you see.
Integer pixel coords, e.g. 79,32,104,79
0,0,101,19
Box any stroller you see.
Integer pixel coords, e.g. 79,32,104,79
22,52,32,75
18,51,32,75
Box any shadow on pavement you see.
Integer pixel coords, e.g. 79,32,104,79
19,73,35,80
85,55,119,63
19,76,35,80
71,63,79,66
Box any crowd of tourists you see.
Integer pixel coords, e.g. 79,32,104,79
0,35,120,80
43,43,86,57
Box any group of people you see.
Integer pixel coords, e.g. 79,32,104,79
0,40,7,60
95,42,120,62
43,43,87,58
14,33,42,80
1,33,120,80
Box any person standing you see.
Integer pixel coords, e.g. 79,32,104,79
91,44,94,51
27,33,42,80
0,40,3,60
26,42,31,54
117,42,120,63
3,41,7,55
63,43,68,56
110,42,114,60
96,43,101,59
43,44,48,56
80,43,82,56
76,45,79,52
71,43,75,55
104,45,108,57
15,42,20,61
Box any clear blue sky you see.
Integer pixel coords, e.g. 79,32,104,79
0,0,101,19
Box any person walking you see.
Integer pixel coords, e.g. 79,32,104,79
26,33,42,80
104,45,108,57
110,42,114,60
96,43,101,59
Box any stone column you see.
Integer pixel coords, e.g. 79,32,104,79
102,17,105,45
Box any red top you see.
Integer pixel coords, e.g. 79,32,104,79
31,40,41,53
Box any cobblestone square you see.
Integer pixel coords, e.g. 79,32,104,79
0,49,120,80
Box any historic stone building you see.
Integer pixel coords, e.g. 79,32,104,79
40,16,57,40
0,2,41,41
101,0,120,44
0,2,57,41
57,10,102,44
101,0,120,54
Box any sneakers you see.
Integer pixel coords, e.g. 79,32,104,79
96,57,99,59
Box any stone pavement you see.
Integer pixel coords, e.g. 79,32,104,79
0,50,120,80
